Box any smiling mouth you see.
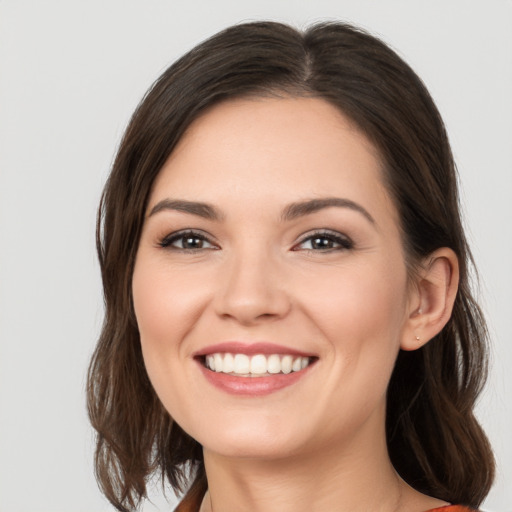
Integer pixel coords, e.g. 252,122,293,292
199,353,317,377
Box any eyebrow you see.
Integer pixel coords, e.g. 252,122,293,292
281,197,375,224
148,199,223,220
148,196,375,225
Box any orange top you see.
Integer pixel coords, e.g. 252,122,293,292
181,499,478,512
428,507,477,511
178,494,478,512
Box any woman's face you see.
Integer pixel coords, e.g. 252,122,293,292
132,97,416,460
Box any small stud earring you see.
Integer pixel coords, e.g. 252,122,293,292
417,308,423,315
415,335,420,341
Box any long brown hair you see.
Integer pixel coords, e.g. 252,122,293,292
87,21,494,511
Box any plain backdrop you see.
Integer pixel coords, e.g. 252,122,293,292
0,1,511,511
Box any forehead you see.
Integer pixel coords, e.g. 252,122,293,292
150,97,396,224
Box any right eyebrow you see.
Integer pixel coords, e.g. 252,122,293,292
148,199,224,221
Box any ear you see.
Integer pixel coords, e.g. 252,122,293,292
400,248,459,351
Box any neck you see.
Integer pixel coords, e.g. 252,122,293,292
202,417,405,512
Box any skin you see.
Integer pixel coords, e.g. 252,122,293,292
132,97,459,512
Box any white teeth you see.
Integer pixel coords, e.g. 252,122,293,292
214,353,223,372
281,355,292,374
204,353,313,376
233,354,250,374
250,354,267,374
223,353,234,373
267,354,281,374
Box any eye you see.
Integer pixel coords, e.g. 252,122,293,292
293,231,353,252
159,230,218,251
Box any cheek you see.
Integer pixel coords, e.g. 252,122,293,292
132,257,206,349
304,262,407,343
300,257,409,410
131,256,211,427
297,262,408,428
131,256,209,404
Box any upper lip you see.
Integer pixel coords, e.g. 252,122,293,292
193,341,316,358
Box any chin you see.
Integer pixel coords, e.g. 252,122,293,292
195,418,309,461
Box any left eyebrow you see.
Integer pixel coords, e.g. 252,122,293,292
281,197,375,225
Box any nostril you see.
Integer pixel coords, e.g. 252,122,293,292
215,298,292,325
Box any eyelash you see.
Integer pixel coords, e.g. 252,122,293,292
293,230,354,252
159,230,217,251
158,230,353,252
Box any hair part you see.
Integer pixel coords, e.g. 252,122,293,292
87,20,494,511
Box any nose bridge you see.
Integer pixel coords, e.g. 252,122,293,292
214,241,290,324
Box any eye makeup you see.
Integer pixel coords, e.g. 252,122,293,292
293,229,354,252
158,229,219,251
157,227,354,254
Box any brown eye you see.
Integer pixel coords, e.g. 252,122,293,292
295,231,353,251
181,235,207,249
160,230,217,251
310,236,336,250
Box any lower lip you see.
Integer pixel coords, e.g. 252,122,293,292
197,361,314,396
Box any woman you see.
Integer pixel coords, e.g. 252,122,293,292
87,21,495,512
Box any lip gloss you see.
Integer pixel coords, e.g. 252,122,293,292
194,341,317,396
197,362,313,396
193,341,313,358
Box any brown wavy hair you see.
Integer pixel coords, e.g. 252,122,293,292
87,21,495,512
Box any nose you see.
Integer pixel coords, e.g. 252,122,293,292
213,250,291,326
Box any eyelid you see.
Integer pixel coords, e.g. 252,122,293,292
157,228,352,252
159,229,219,250
293,229,354,251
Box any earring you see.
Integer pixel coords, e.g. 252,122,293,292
415,335,420,341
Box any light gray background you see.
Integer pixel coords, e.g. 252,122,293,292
0,1,511,511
